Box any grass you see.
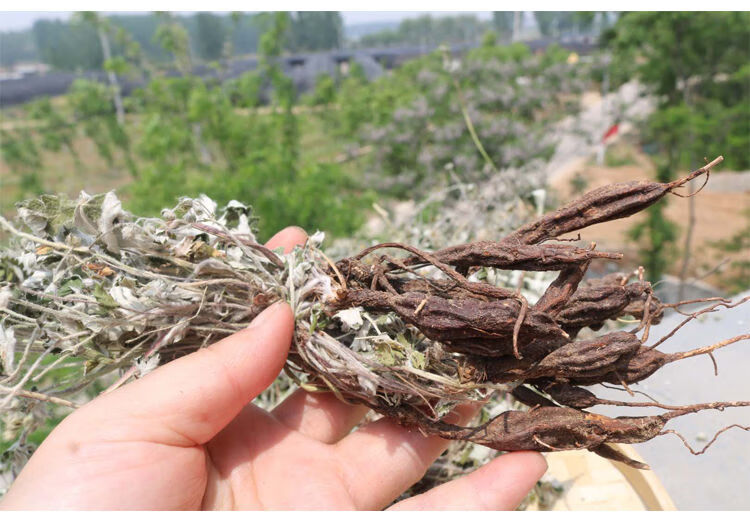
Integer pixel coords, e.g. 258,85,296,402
1,109,367,218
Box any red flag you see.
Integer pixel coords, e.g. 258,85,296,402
603,123,619,143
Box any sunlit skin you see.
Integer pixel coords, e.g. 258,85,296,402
0,227,546,510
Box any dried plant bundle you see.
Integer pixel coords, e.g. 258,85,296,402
1,155,748,472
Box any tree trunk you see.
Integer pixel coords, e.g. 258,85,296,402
98,28,125,126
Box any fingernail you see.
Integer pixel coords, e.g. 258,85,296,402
249,301,284,329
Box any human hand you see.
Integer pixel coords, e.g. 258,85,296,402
0,227,547,510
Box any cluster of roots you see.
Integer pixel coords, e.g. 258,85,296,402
308,156,750,469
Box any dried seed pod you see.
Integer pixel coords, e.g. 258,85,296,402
534,260,591,315
477,331,642,382
434,406,666,451
534,331,642,379
533,380,600,409
590,443,650,470
336,289,568,357
571,334,750,387
385,277,485,300
556,279,659,336
502,157,723,245
427,401,749,465
510,384,649,469
388,241,622,272
511,385,556,408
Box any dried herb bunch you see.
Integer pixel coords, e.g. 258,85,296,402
1,155,748,472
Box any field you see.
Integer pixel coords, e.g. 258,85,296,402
0,111,357,212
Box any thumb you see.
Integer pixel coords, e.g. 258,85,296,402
74,302,295,446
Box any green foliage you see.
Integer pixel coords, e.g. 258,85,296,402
225,72,263,108
31,19,102,70
481,31,498,49
533,12,602,37
67,79,133,172
316,43,595,195
154,15,192,73
26,98,76,158
288,12,343,51
491,12,514,36
609,12,750,281
194,13,226,61
0,128,44,200
120,13,366,242
358,14,485,48
569,172,589,195
307,74,337,106
0,13,602,246
609,13,749,107
627,202,680,283
0,30,38,67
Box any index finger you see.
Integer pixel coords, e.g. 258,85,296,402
265,226,308,253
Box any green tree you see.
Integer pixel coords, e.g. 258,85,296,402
288,12,343,51
359,14,485,48
0,30,38,67
123,11,367,241
194,12,226,61
154,13,193,74
608,12,750,282
533,11,601,36
492,12,514,35
75,12,126,126
31,19,101,70
27,97,80,164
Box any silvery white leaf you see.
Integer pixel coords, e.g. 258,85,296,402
225,246,244,263
135,353,161,378
173,236,194,258
0,286,11,309
21,270,50,289
233,213,253,238
73,191,98,235
16,207,49,236
292,262,311,287
334,308,364,331
196,195,218,218
18,252,37,273
226,200,248,210
0,325,16,373
98,191,125,254
308,231,325,248
312,271,334,301
110,286,150,312
194,258,235,277
162,320,190,346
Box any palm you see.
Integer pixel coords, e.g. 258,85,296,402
1,228,545,511
203,404,364,510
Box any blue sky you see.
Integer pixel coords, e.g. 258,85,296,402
0,11,494,32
